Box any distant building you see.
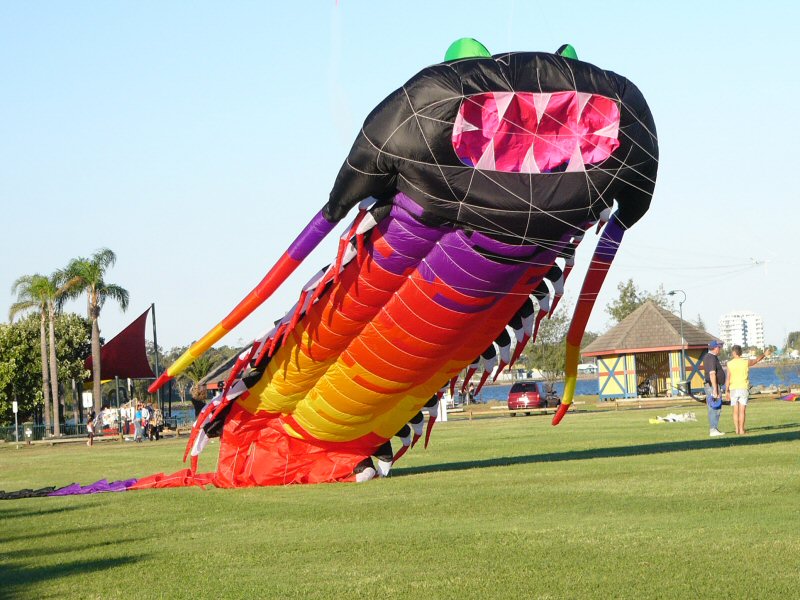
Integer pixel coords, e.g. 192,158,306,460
718,311,765,349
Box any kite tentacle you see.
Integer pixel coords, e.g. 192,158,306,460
553,215,625,425
149,209,339,393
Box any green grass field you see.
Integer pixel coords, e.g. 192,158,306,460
2,401,799,599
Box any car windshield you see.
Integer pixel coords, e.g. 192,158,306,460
510,382,539,394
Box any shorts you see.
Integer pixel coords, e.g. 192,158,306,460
729,389,749,406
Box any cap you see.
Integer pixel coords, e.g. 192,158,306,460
708,340,723,350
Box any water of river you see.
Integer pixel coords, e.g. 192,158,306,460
478,364,800,403
166,365,800,419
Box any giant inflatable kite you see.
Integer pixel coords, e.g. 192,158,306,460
2,40,658,498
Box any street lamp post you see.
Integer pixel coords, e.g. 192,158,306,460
668,289,687,394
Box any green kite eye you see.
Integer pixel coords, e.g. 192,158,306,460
556,43,578,60
444,37,491,61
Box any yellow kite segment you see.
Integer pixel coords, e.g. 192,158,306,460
561,341,581,407
166,324,228,377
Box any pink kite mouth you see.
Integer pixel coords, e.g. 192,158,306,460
452,91,620,173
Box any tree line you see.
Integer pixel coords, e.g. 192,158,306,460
522,279,708,384
522,278,798,386
4,266,794,426
2,249,127,430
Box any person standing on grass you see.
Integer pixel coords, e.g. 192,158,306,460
86,410,96,447
87,406,107,447
726,345,771,434
148,403,163,440
703,340,726,437
141,402,150,440
133,401,144,442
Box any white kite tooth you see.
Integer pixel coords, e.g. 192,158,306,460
522,313,535,334
376,459,393,478
356,211,378,234
339,243,357,268
499,344,511,364
565,143,585,172
594,121,619,138
357,197,378,211
190,430,210,457
549,273,565,295
302,267,328,292
424,401,439,418
576,92,592,117
521,143,539,173
493,91,514,119
537,296,551,314
476,142,496,170
355,467,376,483
532,93,551,123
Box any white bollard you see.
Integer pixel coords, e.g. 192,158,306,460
437,393,449,422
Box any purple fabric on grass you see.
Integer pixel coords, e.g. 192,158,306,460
48,483,82,496
48,478,138,497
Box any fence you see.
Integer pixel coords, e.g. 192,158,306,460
1,416,192,443
0,423,89,442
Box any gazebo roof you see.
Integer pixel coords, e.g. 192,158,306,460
199,349,246,389
582,300,719,356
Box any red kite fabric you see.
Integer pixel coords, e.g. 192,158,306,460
85,307,155,380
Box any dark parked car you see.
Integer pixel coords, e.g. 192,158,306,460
507,381,559,416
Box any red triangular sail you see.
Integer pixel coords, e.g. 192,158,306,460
85,307,155,379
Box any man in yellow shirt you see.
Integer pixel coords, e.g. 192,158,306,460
725,345,771,434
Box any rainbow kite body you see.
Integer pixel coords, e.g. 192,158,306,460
28,40,658,496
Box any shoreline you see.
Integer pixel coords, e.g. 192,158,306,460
749,361,795,369
480,373,597,388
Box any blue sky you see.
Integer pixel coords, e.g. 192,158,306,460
1,1,797,350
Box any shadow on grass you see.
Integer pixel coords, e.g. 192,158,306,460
0,555,144,600
0,536,150,562
0,503,89,521
0,527,87,545
396,429,800,476
745,422,800,433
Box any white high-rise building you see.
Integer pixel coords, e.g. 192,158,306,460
718,311,765,349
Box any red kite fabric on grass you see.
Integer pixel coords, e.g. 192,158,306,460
84,307,155,380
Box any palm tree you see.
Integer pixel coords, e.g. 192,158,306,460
10,275,53,433
10,271,79,435
44,271,82,436
185,355,213,402
66,249,129,412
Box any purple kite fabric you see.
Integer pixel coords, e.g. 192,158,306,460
47,479,138,497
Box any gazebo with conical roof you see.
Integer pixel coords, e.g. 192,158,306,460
582,301,720,400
